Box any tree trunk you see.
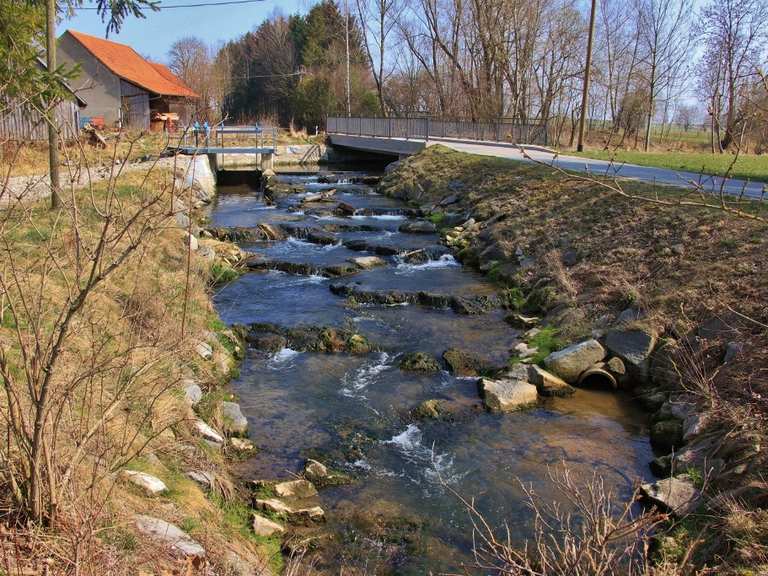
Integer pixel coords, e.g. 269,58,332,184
46,0,60,210
643,58,656,152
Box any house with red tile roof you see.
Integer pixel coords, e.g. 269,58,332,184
58,29,199,130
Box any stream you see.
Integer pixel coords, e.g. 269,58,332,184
211,167,654,574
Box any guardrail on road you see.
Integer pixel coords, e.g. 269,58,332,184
327,116,548,146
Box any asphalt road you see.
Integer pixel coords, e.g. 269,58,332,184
430,139,766,200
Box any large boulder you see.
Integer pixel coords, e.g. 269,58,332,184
134,515,205,558
604,328,657,385
443,348,484,377
303,459,328,483
182,379,203,406
640,475,701,517
527,365,575,397
479,366,538,412
274,479,318,499
121,470,167,496
349,255,387,270
252,514,285,537
543,339,606,383
221,401,248,436
254,499,325,522
195,341,213,361
186,470,215,491
193,419,225,445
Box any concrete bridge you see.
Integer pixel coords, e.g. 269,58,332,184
327,116,766,199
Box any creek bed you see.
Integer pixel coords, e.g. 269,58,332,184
211,169,654,574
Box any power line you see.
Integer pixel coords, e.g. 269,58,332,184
228,71,304,79
80,0,266,10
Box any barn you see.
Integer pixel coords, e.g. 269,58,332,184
0,58,87,142
58,29,198,130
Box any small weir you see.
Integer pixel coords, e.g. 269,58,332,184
210,167,654,573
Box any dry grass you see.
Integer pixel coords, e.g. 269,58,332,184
381,146,767,392
0,131,171,177
0,140,266,573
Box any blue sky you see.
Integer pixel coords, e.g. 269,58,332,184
63,0,309,62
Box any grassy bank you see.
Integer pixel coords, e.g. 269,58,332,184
380,145,768,574
568,148,768,183
0,151,275,573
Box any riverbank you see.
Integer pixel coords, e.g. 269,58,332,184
379,145,768,573
0,153,281,574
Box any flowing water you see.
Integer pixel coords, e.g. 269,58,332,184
211,168,654,574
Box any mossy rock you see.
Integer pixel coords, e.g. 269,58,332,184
346,334,372,354
399,352,440,373
412,399,443,419
443,348,484,377
319,327,346,352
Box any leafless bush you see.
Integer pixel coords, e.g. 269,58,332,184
443,466,667,576
543,249,578,301
0,130,197,531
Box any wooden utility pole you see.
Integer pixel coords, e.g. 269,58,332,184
46,0,61,209
345,0,351,117
576,0,597,152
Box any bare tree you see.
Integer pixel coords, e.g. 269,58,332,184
674,103,697,131
168,36,222,121
634,0,693,151
356,0,399,114
699,0,768,150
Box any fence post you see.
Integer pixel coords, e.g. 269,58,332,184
388,117,392,138
426,117,430,142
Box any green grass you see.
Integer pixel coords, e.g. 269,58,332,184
528,327,564,365
211,493,285,573
509,326,564,366
427,211,445,225
569,149,768,183
210,261,241,286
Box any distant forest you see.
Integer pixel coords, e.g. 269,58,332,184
166,0,768,151
168,1,379,129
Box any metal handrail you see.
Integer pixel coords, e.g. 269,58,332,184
326,116,548,146
183,124,278,150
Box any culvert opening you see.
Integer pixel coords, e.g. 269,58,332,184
216,169,262,190
577,368,617,390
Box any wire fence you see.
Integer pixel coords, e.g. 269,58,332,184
327,116,549,146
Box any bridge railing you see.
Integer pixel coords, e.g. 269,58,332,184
182,124,278,150
327,116,548,146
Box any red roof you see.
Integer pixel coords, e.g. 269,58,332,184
65,30,198,98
